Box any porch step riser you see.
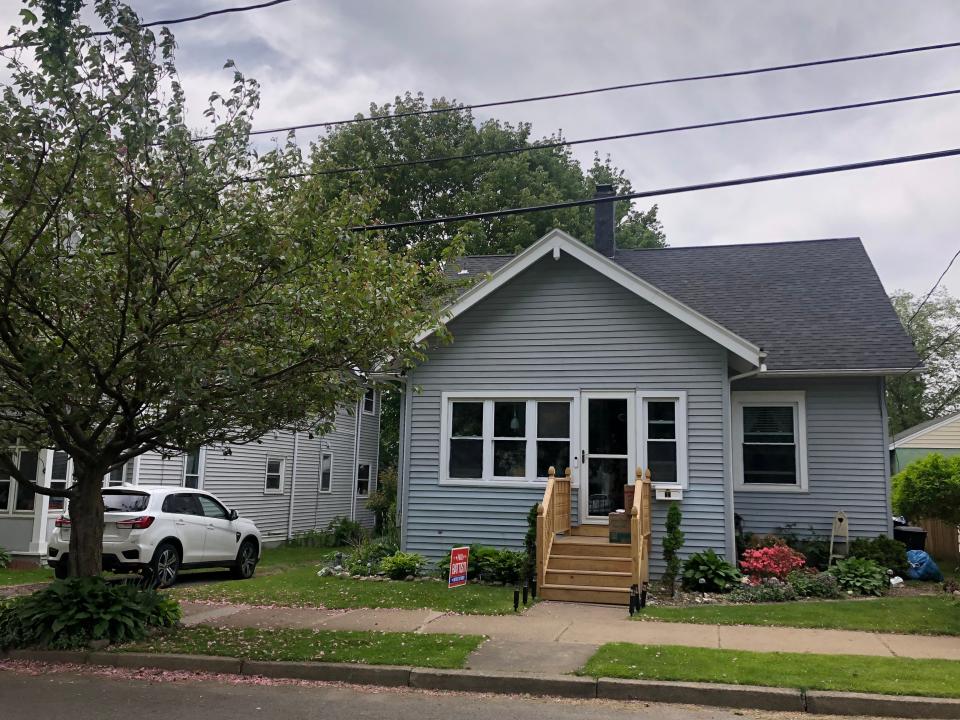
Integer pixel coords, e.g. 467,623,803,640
548,555,632,572
544,571,632,588
551,541,631,558
568,525,609,538
540,584,630,605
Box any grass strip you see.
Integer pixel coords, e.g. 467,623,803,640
120,625,483,669
0,566,53,587
582,643,960,698
638,596,960,636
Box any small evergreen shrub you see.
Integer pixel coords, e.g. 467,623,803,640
849,535,909,576
728,579,798,603
379,551,425,580
0,546,10,569
786,569,840,598
740,544,806,583
661,504,684,595
524,503,538,583
681,550,741,593
0,577,180,650
828,557,887,596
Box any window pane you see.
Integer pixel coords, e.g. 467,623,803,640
185,450,201,476
14,451,38,511
647,401,676,439
647,441,677,484
494,401,525,438
267,459,282,475
743,444,797,484
588,398,628,455
587,457,628,516
105,491,149,512
356,464,370,496
266,475,281,490
49,483,65,511
743,406,794,444
51,451,69,481
358,464,370,480
197,495,228,519
320,454,332,491
537,402,569,439
451,402,483,437
536,440,570,478
364,389,375,413
0,479,9,510
493,440,526,477
449,439,482,478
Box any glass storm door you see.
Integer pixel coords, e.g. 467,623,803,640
581,393,634,522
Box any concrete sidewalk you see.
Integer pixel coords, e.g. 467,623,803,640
181,599,960,675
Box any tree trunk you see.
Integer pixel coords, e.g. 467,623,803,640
67,466,105,577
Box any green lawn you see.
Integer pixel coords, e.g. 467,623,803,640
582,643,960,698
0,565,53,587
256,545,349,569
119,625,482,668
638,596,960,635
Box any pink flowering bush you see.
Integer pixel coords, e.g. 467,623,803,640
740,544,806,584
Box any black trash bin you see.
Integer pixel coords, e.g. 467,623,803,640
893,525,928,551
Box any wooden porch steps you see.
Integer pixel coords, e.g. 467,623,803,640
540,532,634,605
538,582,631,605
548,554,632,572
568,524,609,538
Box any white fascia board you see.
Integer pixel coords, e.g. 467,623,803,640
417,229,762,366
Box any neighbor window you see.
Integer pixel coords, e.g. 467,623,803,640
444,397,572,483
104,463,126,488
363,388,376,414
182,449,202,489
319,452,333,492
264,457,284,493
356,462,371,496
0,448,40,513
733,392,807,491
640,394,688,487
49,450,71,511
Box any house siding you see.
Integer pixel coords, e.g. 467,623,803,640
732,376,891,539
402,253,730,572
896,415,960,449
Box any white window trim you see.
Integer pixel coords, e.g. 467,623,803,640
636,390,688,489
732,390,809,493
439,391,579,488
264,456,285,494
319,451,334,493
362,389,376,415
181,448,205,490
356,461,372,497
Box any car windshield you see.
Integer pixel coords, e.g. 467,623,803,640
102,490,149,512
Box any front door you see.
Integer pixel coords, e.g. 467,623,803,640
580,392,634,523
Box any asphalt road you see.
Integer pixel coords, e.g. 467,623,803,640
0,666,823,720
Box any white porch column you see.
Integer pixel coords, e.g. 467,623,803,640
27,449,53,555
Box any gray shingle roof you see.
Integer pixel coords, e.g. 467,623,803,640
448,238,919,372
892,410,960,445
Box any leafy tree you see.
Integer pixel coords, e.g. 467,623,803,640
892,453,960,526
308,92,666,262
0,1,447,577
661,503,684,595
886,290,960,435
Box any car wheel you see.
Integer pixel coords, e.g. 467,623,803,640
53,561,69,580
150,542,181,588
231,539,258,580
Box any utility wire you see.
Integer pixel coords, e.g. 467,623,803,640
907,246,960,324
902,320,960,374
350,146,960,231
230,39,960,139
239,87,960,182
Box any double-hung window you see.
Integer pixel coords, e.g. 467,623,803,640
444,396,573,484
0,447,40,513
49,450,72,511
264,457,284,493
356,463,371,496
319,452,333,492
639,393,688,487
733,391,808,491
182,449,202,489
362,388,376,415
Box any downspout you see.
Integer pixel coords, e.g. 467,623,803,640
396,379,409,548
351,397,362,521
286,430,299,540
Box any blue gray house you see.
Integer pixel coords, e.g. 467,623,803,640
395,196,919,603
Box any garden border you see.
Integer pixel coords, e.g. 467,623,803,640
4,649,960,717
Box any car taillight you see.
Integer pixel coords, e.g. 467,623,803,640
55,516,70,528
116,516,155,529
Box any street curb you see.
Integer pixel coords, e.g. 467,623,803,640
806,690,960,719
4,649,960,718
597,678,804,712
411,668,597,698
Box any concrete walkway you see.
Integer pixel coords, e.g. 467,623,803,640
181,600,960,675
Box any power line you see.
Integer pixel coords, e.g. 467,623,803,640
902,320,960,374
907,247,960,324
232,39,960,139
239,87,960,182
350,146,960,232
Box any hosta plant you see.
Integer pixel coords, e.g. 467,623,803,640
681,550,742,593
828,557,887,596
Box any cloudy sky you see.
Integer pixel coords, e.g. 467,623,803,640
3,0,959,298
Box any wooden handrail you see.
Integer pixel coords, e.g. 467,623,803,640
536,465,571,588
630,467,652,588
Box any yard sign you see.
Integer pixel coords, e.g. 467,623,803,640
448,546,470,588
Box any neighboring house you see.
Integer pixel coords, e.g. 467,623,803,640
395,193,918,603
889,411,960,474
0,391,380,564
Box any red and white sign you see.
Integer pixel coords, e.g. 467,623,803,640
448,546,470,588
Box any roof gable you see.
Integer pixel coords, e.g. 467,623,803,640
891,411,960,448
426,229,762,367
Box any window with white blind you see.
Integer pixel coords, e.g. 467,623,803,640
733,391,808,491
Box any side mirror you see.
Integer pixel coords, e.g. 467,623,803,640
228,509,239,521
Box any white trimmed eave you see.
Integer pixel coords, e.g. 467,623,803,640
417,229,762,367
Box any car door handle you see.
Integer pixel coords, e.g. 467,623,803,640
175,519,186,526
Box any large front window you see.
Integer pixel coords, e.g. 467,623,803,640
444,397,572,483
733,391,808,491
0,447,40,513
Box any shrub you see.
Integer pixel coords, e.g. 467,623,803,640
347,536,399,575
0,577,180,650
0,546,10,569
828,557,887,596
478,548,525,585
327,516,366,546
773,524,831,570
366,466,397,536
849,535,909,576
892,453,960,525
379,551,425,580
661,504,684,595
786,569,840,598
740,544,806,583
285,529,336,548
728,579,798,603
681,550,742,593
524,503,538,583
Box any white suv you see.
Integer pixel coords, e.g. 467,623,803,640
47,486,262,588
